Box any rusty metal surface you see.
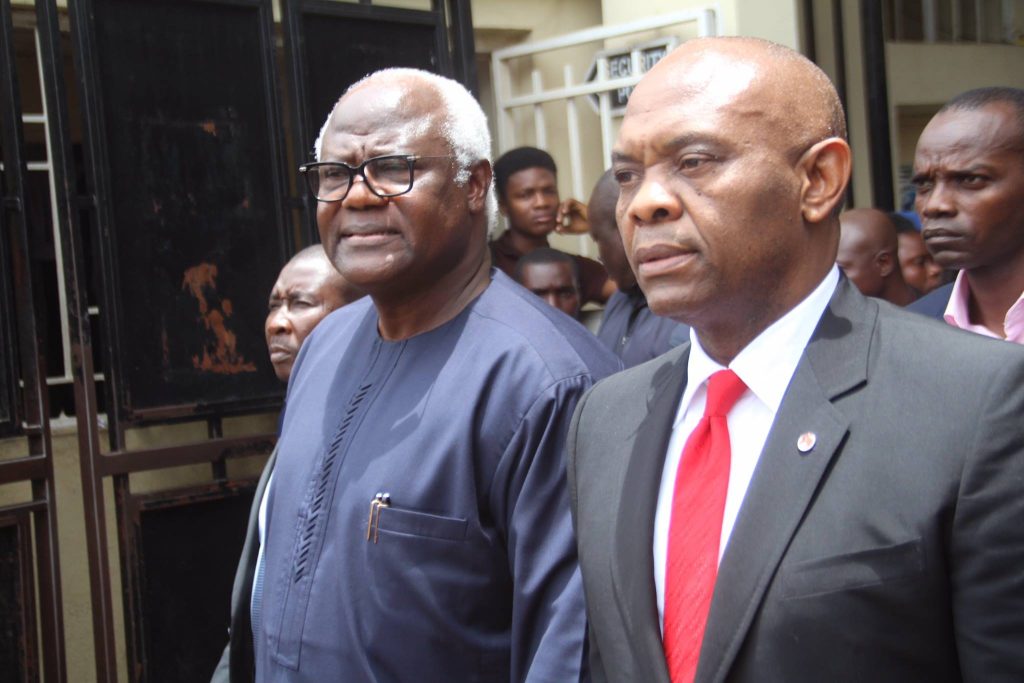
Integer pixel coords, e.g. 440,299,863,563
65,0,286,679
76,0,289,422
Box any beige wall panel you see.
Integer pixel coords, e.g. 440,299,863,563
601,0,798,47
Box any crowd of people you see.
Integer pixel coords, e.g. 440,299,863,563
212,35,1024,683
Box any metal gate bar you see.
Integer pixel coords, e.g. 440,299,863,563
0,0,68,679
35,0,117,679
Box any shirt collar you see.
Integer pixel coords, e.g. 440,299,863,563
944,270,1024,342
675,266,840,426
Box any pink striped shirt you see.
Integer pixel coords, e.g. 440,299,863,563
944,270,1024,344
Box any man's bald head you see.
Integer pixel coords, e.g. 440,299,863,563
840,209,899,254
612,37,851,363
587,170,634,290
637,37,846,147
265,245,365,381
837,209,899,297
289,244,361,300
588,170,619,235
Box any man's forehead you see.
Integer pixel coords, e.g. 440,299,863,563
324,81,439,149
525,261,572,277
918,106,1021,162
616,52,778,150
279,257,332,287
618,42,836,158
632,50,759,114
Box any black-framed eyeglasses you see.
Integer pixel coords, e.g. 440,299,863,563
298,154,455,202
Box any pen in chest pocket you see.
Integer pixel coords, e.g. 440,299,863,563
366,492,391,543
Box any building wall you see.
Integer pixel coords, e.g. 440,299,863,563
601,0,800,47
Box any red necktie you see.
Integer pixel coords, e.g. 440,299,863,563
664,369,747,683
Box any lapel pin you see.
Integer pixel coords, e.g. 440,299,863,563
797,432,817,453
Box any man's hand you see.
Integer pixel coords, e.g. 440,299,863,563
556,198,589,235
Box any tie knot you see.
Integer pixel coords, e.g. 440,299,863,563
704,369,746,418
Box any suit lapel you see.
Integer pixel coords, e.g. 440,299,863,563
611,345,690,683
696,280,876,683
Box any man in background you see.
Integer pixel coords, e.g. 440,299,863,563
212,245,365,683
836,208,918,305
265,245,366,382
514,247,582,319
908,87,1024,344
588,170,687,366
489,146,613,304
891,212,944,295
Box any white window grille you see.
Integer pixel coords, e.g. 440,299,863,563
489,9,717,252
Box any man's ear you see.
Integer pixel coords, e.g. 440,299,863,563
466,160,493,215
876,249,895,277
799,137,851,223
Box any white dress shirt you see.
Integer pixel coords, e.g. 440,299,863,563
252,471,272,611
653,266,840,626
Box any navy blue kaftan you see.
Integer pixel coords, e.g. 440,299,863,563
256,271,620,682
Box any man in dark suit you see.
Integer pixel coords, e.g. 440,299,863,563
907,87,1024,344
567,37,1024,683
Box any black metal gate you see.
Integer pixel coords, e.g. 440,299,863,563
0,0,475,680
0,0,67,680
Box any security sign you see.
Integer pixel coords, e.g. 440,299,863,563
585,36,678,115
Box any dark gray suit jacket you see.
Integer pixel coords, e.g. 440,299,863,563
567,279,1024,683
211,449,275,683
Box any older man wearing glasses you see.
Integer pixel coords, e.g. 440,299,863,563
237,68,618,683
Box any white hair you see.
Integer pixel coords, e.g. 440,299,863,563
313,68,498,235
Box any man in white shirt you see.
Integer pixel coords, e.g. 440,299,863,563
567,37,1024,683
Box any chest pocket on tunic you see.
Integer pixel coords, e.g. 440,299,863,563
376,506,468,542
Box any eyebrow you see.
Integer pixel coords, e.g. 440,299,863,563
612,132,727,164
912,163,997,181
